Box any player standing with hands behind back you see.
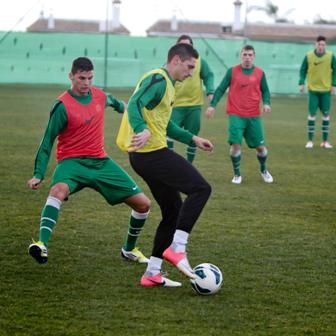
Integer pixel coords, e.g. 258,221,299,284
299,35,336,149
206,45,273,185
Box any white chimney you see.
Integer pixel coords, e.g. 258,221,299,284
233,0,243,32
112,0,121,29
99,21,106,32
48,10,55,30
171,9,178,31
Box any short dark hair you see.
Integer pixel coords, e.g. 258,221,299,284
316,35,326,42
71,57,94,74
241,45,255,54
176,34,193,45
167,43,199,63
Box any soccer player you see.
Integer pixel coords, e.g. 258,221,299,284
299,35,336,149
27,57,151,264
117,43,213,287
167,35,214,163
206,45,273,185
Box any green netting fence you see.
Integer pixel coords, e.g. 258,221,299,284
1,31,335,94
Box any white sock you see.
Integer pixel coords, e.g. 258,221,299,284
46,196,62,209
145,256,163,276
171,229,189,253
131,209,150,219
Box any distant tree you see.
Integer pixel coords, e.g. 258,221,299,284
248,0,294,23
313,16,336,25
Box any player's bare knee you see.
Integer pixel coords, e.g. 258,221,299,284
49,183,69,202
256,147,268,156
137,201,151,213
133,195,151,213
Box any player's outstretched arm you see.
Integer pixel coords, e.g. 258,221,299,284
192,136,214,152
27,177,42,190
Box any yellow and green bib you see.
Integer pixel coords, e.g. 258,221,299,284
116,69,175,153
174,58,203,107
307,51,332,91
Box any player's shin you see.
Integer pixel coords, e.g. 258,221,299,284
39,196,62,246
123,209,149,251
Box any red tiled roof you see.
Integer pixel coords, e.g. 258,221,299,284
146,20,224,38
244,23,336,42
27,18,130,35
146,20,336,42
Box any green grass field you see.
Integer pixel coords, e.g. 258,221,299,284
0,85,335,336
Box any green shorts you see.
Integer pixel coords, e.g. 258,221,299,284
171,105,202,136
228,115,265,148
308,91,331,116
52,157,141,205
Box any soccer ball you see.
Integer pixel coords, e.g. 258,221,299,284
190,263,223,295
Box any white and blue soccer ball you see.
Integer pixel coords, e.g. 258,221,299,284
190,263,223,295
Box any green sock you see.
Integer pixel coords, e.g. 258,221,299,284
322,119,330,142
167,137,174,150
39,196,61,247
123,210,149,251
186,145,196,163
230,154,241,176
307,119,315,141
257,151,268,173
